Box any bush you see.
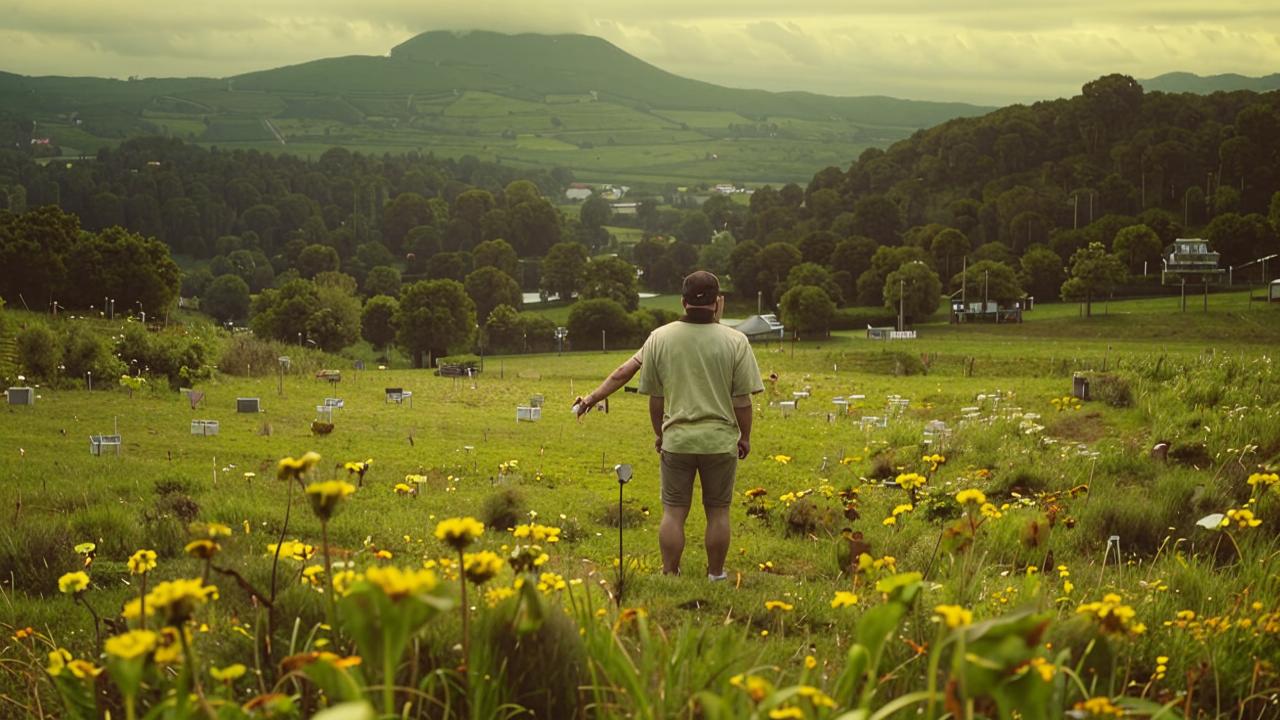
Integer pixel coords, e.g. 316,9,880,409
1088,373,1133,407
16,323,61,381
61,324,124,384
218,335,286,376
482,593,588,718
481,488,527,530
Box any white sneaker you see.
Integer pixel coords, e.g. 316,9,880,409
708,572,728,582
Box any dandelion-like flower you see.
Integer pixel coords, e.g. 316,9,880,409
1247,472,1278,489
58,571,90,595
830,591,859,609
980,502,1003,519
537,572,567,593
277,451,322,481
364,566,438,600
764,600,794,612
485,585,516,607
184,539,220,559
128,549,157,575
729,673,772,703
141,578,218,626
1077,593,1145,636
933,604,973,628
435,517,484,550
462,551,504,585
512,523,561,543
771,454,791,464
1074,696,1123,717
46,649,101,678
955,488,987,506
306,480,356,521
104,630,158,660
210,664,247,682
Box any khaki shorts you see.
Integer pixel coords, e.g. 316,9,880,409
659,451,738,508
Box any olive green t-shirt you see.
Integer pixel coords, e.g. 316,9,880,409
637,320,764,454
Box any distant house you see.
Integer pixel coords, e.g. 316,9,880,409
611,201,639,216
714,183,737,194
564,184,593,201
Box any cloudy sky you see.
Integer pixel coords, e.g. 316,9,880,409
2,1,1278,104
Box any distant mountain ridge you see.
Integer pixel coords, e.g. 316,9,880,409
1140,71,1280,94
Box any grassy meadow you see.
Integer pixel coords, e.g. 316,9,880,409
2,296,1280,718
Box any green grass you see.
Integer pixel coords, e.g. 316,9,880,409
3,297,1280,716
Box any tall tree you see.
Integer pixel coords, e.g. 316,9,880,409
579,257,640,311
465,266,523,323
883,261,942,325
540,242,588,301
394,279,475,368
1060,242,1127,317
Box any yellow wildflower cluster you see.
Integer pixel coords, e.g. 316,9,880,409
1247,471,1278,489
771,454,791,464
1076,593,1145,636
896,472,926,490
922,453,946,472
955,488,987,506
435,517,485,550
484,585,516,607
1222,508,1262,529
857,553,897,575
743,487,768,499
1074,696,1122,717
393,482,416,496
46,648,101,679
499,459,520,474
511,523,561,543
268,540,316,561
185,539,220,559
343,459,372,477
1050,395,1082,412
1164,605,1280,641
537,572,567,593
764,600,794,612
306,479,357,520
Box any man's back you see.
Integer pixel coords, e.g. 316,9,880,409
638,320,762,454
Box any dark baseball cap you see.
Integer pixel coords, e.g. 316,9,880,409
681,270,720,306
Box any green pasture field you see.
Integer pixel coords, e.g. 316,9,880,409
3,296,1279,715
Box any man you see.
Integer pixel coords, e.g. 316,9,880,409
637,271,763,580
572,298,725,416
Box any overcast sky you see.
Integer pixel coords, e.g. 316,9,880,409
2,1,1278,104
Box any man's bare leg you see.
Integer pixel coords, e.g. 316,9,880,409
704,505,731,577
659,504,690,574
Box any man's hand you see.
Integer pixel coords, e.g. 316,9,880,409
654,435,663,454
737,437,750,459
573,395,594,418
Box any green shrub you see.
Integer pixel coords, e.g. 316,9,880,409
1088,373,1132,407
481,488,527,531
16,323,61,381
0,522,77,595
61,324,124,383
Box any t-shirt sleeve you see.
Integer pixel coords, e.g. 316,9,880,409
731,338,765,396
636,335,662,396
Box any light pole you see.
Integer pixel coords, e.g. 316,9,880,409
897,277,905,331
555,327,568,356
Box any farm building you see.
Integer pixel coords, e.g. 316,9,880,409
564,184,593,201
731,314,785,342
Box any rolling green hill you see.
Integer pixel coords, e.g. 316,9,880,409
0,30,993,185
1140,71,1280,94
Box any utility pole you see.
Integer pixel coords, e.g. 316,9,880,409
898,278,905,331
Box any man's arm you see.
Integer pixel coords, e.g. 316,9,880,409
575,356,641,416
649,394,665,453
733,394,752,459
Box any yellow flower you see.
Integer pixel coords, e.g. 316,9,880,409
537,572,567,593
1074,696,1123,717
979,502,1002,519
74,542,96,555
191,522,232,538
797,685,837,708
804,655,817,670
393,482,414,495
485,586,516,607
343,459,373,476
435,517,485,550
210,664,247,682
1028,656,1055,682
934,604,973,629
512,523,561,543
104,630,158,660
143,578,219,626
306,480,357,520
302,565,326,588
771,454,791,464
764,600,794,612
831,591,859,608
267,540,315,561
730,673,772,702
955,488,987,506
882,516,897,526
184,539,221,559
744,487,768,499
768,708,804,719
891,503,914,516
1222,508,1261,529
895,472,926,489
365,566,438,600
463,551,504,585
47,648,101,679
1247,472,1278,488
58,571,90,595
1077,593,1144,636
277,451,322,480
